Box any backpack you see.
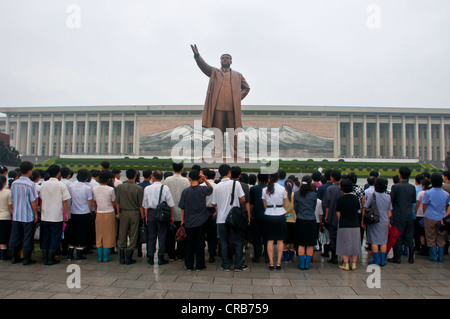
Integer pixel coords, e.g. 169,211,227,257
225,181,248,232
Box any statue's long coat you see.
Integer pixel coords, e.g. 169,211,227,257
194,55,250,129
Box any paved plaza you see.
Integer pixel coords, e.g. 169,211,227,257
0,244,450,300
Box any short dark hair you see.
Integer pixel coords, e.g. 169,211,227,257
218,164,230,178
189,169,200,181
142,168,152,179
339,178,353,193
374,177,388,193
231,166,241,179
30,170,41,182
100,161,110,169
443,171,450,180
192,164,201,172
172,162,184,173
331,170,341,182
206,169,216,180
278,170,286,180
0,175,6,190
415,174,424,184
153,170,163,181
0,165,8,175
98,170,111,184
392,175,400,184
421,178,431,190
324,169,332,181
399,166,412,180
164,171,173,179
61,167,71,179
19,161,34,175
369,170,379,177
77,169,90,182
347,172,358,185
431,173,443,188
91,170,100,178
248,174,257,185
112,169,121,175
311,171,322,182
126,168,137,180
257,172,269,184
47,164,61,178
367,176,376,186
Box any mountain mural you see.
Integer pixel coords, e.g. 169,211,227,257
139,124,334,158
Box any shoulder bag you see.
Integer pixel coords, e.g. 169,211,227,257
363,192,380,224
156,185,171,224
226,181,248,232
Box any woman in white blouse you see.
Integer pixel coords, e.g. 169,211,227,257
92,170,116,263
262,172,287,270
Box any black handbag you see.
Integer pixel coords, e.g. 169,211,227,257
139,222,148,243
156,185,171,224
226,181,248,232
364,193,380,224
443,215,450,232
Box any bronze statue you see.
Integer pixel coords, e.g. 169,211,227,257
191,44,250,158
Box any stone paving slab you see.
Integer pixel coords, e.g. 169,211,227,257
1,247,450,300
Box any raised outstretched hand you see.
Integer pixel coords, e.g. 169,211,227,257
191,44,199,56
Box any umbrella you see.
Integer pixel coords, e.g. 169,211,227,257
386,226,401,253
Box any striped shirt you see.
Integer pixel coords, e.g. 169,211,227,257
11,176,38,223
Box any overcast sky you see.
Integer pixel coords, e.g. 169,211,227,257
1,0,449,109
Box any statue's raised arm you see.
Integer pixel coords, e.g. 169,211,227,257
191,44,213,77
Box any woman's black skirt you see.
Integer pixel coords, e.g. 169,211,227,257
295,218,319,247
67,213,91,247
264,215,288,241
0,220,11,244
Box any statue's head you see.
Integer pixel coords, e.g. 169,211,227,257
220,54,232,68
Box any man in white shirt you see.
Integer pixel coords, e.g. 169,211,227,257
211,164,246,271
163,162,191,261
143,170,175,265
39,165,71,266
112,169,123,188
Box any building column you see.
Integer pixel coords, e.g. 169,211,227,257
60,114,66,155
26,115,32,155
427,116,432,161
108,113,113,155
72,113,77,154
334,114,341,157
84,115,89,154
5,115,10,136
37,114,43,156
120,113,125,155
441,116,446,162
362,114,367,157
375,114,380,157
388,115,393,157
15,115,21,152
48,113,55,156
133,113,138,156
402,115,406,158
349,114,354,157
96,113,101,154
414,116,420,159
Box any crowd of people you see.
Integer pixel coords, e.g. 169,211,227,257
0,160,449,273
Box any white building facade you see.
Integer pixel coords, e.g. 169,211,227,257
0,105,449,163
